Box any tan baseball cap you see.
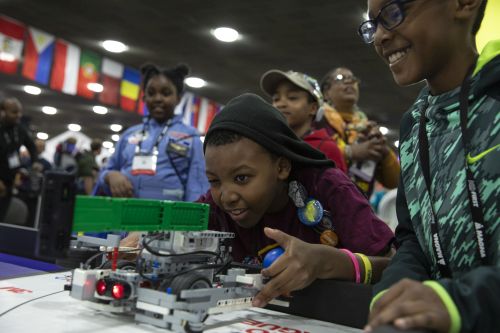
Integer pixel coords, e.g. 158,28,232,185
260,69,323,105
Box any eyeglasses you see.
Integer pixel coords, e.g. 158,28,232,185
358,0,418,44
332,74,360,85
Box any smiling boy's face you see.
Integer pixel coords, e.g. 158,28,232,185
368,0,463,92
205,137,291,229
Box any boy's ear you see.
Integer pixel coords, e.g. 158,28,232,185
277,157,292,180
454,0,483,21
309,102,319,118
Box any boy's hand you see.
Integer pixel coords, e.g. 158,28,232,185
120,231,141,248
252,227,322,307
106,171,134,197
365,279,451,333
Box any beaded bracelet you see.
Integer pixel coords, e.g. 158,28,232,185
340,248,361,284
355,253,373,284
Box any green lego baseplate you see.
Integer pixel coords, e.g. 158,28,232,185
72,196,209,232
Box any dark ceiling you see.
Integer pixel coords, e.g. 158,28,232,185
1,0,423,144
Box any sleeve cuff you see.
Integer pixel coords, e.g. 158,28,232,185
423,280,461,333
370,289,388,311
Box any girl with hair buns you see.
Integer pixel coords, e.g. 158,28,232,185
96,63,209,201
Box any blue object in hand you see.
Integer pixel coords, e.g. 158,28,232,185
262,247,285,269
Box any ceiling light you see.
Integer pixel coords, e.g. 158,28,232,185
93,105,108,115
87,83,104,93
37,132,49,140
101,40,128,53
42,106,57,115
394,140,399,148
108,147,115,154
0,52,15,62
110,124,122,132
24,85,41,95
68,123,81,132
185,77,206,88
111,134,120,142
379,126,389,135
212,27,239,42
102,141,114,149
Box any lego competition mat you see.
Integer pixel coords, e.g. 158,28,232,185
0,272,362,333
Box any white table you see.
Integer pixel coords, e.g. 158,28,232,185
0,272,362,333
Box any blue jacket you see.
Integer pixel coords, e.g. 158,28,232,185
97,115,209,201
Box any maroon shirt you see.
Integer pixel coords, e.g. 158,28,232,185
198,167,394,262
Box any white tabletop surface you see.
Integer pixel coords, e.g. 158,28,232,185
0,272,362,333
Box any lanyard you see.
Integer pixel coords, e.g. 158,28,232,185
2,126,19,146
136,118,171,154
418,62,488,278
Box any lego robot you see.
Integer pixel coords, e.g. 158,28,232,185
68,196,264,333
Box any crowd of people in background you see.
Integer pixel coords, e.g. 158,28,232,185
0,63,396,228
0,96,107,226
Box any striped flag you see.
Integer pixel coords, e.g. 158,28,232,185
136,89,149,116
22,27,55,85
77,50,101,99
120,67,140,112
195,98,220,134
0,15,25,74
190,96,201,128
99,58,123,106
180,92,195,124
50,39,81,95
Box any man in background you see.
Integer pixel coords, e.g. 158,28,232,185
0,97,37,221
77,138,102,195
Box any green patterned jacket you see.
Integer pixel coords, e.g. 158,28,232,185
374,40,500,332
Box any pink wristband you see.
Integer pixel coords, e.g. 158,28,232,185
340,248,361,284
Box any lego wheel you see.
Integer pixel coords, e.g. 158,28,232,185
184,322,203,333
101,259,136,271
169,273,212,295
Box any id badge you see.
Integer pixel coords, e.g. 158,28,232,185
349,160,376,182
7,151,21,169
131,154,157,175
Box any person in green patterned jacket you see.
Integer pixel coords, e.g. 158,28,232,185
358,0,499,332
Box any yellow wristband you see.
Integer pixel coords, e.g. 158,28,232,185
355,253,372,284
423,281,461,333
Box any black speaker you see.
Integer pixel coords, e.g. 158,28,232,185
35,171,77,259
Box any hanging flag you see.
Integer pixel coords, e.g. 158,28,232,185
204,101,220,133
120,67,140,112
136,89,149,116
0,15,25,74
99,58,123,106
196,98,210,134
22,27,55,85
190,96,201,128
196,98,220,134
50,39,81,95
77,50,101,99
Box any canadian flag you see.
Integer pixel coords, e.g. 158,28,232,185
0,15,25,74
